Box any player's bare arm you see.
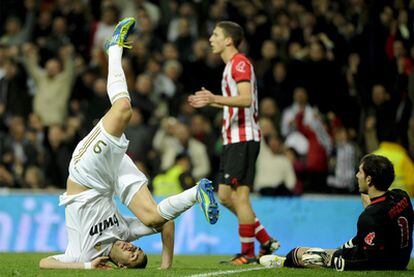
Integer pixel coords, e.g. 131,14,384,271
188,83,252,108
39,256,112,270
158,220,175,269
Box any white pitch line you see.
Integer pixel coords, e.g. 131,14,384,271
187,267,272,277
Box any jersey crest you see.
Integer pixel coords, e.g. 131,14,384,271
364,232,376,246
235,61,247,73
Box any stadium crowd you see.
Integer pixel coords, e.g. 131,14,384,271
0,0,413,196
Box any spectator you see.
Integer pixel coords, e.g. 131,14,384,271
295,110,330,192
91,4,119,51
167,2,198,43
256,40,279,83
153,119,210,180
43,125,71,188
83,78,110,131
130,74,156,124
125,107,152,163
327,127,357,193
22,43,75,126
42,16,71,57
260,98,281,134
372,127,414,196
281,87,314,138
0,0,38,46
255,134,296,196
0,58,32,119
153,152,195,197
262,61,294,110
23,165,45,189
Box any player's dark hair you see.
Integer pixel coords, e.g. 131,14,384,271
133,253,148,269
216,21,244,48
360,154,395,191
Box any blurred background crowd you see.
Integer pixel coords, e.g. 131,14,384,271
0,0,413,196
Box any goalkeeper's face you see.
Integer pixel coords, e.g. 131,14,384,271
110,240,147,268
356,164,368,193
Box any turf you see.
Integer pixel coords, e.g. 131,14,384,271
0,253,412,276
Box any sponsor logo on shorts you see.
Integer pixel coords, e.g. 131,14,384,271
94,242,102,251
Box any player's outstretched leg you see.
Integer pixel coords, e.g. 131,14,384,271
197,178,219,225
128,178,219,228
102,17,136,137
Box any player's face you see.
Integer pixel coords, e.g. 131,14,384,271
356,164,368,193
111,240,146,268
209,27,227,54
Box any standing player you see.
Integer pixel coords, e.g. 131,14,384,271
188,21,279,264
260,154,413,271
39,17,219,270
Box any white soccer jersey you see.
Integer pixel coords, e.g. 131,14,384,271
221,53,261,145
54,189,157,263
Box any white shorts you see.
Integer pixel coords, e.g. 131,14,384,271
69,121,147,205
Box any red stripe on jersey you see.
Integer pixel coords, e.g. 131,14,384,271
238,108,246,141
370,196,386,205
253,106,261,140
225,82,233,144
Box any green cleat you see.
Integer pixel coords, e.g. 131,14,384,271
104,17,136,53
197,178,219,225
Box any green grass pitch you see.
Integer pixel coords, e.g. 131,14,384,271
0,253,413,276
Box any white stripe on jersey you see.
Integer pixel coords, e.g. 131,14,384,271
221,53,261,145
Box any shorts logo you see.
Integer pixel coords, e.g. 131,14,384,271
224,174,230,179
236,61,246,73
94,242,102,251
90,214,119,237
364,232,375,246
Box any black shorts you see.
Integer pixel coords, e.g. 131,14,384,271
218,141,260,187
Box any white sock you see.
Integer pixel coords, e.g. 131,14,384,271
107,45,130,104
157,185,198,221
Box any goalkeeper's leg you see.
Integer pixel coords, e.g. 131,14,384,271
285,247,336,268
261,247,336,268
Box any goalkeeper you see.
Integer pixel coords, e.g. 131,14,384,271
39,17,219,270
260,154,413,271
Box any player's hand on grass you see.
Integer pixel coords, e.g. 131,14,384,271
91,256,112,269
159,263,172,270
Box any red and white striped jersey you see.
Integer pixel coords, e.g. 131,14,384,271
221,53,261,145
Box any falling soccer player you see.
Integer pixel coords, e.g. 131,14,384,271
39,17,219,270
